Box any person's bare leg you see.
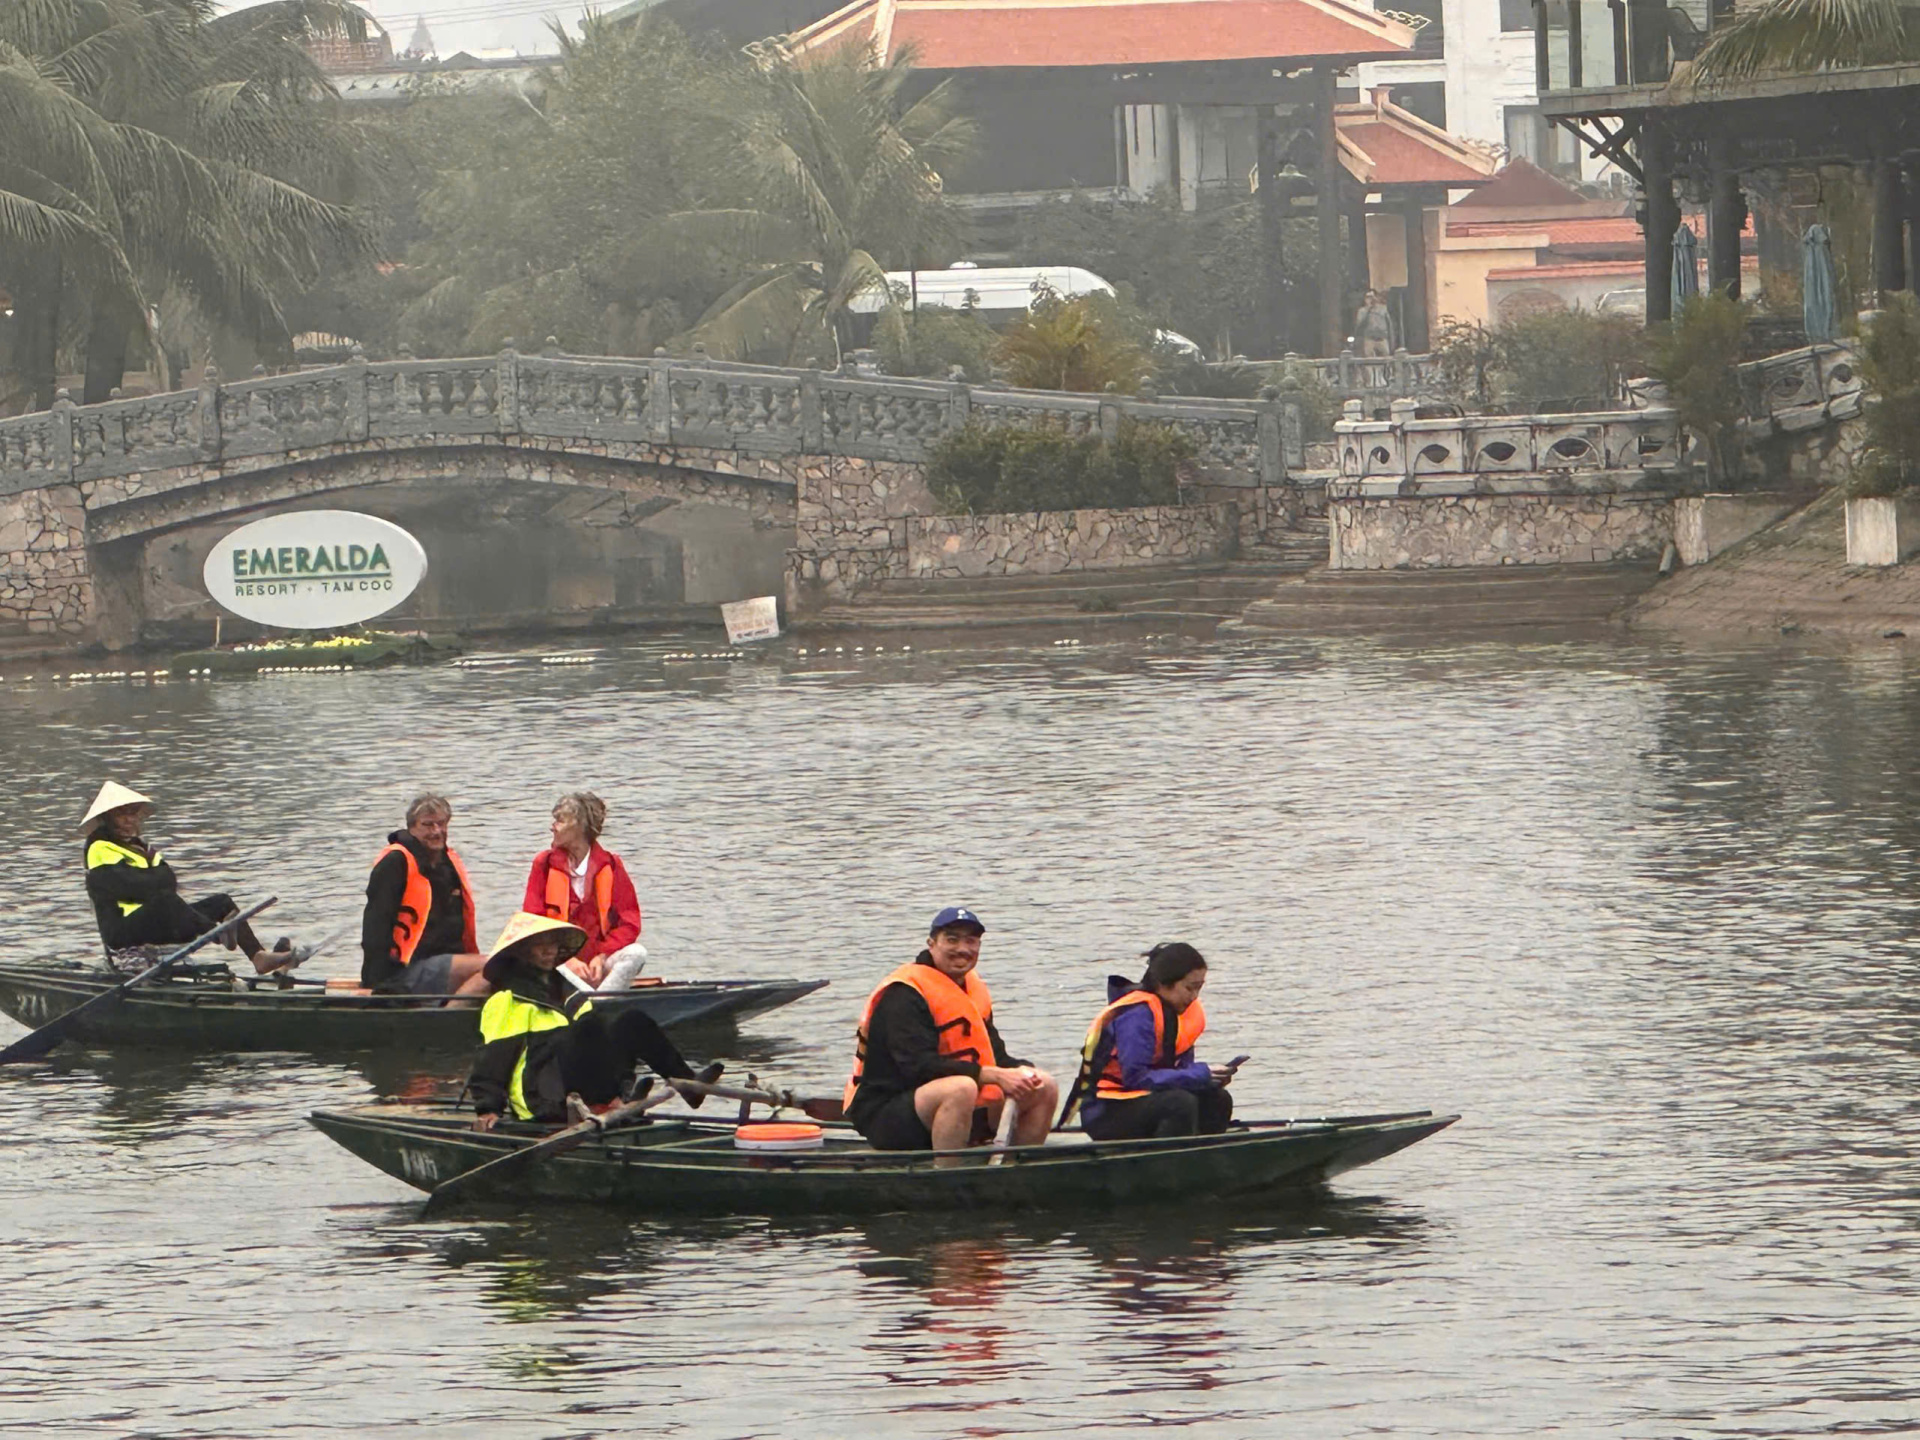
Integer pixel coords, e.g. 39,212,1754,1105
446,954,491,1004
913,1076,980,1165
1011,1073,1059,1147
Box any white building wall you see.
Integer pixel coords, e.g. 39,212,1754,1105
1359,0,1616,183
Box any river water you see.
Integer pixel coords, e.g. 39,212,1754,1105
3,630,1918,1438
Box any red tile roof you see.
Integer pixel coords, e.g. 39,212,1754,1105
1451,158,1586,210
793,0,1415,68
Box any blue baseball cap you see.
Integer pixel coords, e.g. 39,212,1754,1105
929,906,985,936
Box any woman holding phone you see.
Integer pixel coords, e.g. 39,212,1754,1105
1063,942,1238,1140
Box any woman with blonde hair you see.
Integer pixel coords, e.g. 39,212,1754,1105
521,791,648,992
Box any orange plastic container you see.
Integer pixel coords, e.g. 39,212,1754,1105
733,1122,825,1151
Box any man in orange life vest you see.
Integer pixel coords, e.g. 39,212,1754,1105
360,792,488,997
845,907,1058,1153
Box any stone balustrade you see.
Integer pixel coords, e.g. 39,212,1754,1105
0,345,1303,501
1735,341,1863,430
1236,349,1442,411
1332,397,1688,497
1327,397,1697,571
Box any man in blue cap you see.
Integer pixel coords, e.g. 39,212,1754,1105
843,906,1058,1155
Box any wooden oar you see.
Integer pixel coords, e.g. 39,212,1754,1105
0,897,277,1064
421,1080,679,1213
664,1075,844,1122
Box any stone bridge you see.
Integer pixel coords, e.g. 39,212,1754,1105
0,346,1303,647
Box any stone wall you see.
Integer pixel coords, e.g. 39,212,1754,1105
0,486,91,636
906,504,1237,580
1330,493,1674,569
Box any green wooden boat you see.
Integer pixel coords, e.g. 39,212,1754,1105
0,962,826,1052
307,1103,1459,1215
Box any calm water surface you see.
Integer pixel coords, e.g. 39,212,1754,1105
2,632,1919,1438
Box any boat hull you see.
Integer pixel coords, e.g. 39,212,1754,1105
308,1104,1459,1215
0,964,827,1052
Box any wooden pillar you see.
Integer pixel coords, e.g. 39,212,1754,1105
1904,157,1920,300
1707,147,1746,299
1346,187,1372,302
1874,156,1907,297
1257,110,1288,358
1642,126,1677,323
1402,201,1431,352
1316,67,1343,356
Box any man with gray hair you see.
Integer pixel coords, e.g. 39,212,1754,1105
360,792,488,996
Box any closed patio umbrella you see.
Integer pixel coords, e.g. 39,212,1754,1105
1803,223,1837,342
1672,224,1700,312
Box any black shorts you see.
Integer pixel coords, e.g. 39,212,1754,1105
860,1090,934,1151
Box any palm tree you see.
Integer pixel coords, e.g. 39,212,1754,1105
0,0,369,408
655,40,976,364
1692,0,1919,82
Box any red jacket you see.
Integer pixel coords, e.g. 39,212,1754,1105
522,843,642,963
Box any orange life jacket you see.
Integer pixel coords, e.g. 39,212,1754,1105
1087,990,1207,1100
543,856,614,936
845,963,1005,1111
377,842,478,966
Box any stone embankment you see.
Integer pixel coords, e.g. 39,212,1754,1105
1627,490,1920,639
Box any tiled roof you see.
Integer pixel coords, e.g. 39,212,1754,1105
791,0,1416,68
1337,91,1498,189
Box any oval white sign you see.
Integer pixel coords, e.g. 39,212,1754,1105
202,510,428,629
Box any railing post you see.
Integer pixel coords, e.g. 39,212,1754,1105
800,369,823,452
1257,385,1284,486
347,346,370,441
496,339,519,437
196,364,221,462
648,348,673,442
948,375,971,434
49,390,75,484
1099,388,1123,444
1389,397,1418,483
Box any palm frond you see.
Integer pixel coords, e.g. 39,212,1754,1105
1691,0,1913,81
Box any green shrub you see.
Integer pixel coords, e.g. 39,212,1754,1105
927,420,1191,514
1430,310,1644,414
1852,293,1920,496
873,304,998,381
1651,293,1751,484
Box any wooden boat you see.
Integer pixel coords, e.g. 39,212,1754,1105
307,1103,1458,1215
0,962,827,1052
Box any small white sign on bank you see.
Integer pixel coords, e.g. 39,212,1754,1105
203,510,428,629
720,595,781,644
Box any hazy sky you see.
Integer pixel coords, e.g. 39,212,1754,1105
360,1,589,59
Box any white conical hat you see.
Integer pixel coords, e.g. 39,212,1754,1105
81,781,153,831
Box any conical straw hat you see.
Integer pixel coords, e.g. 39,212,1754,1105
80,781,153,832
483,910,588,983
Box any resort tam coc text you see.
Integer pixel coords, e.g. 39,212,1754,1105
203,510,428,629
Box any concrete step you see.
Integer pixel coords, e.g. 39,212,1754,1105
1238,562,1659,633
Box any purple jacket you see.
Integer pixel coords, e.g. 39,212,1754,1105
1080,976,1212,1123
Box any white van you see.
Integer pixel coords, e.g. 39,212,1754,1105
849,263,1202,356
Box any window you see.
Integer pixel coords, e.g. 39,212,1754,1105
1503,105,1578,176
1499,0,1534,30
1394,82,1446,130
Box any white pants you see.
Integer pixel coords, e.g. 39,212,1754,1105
561,941,648,994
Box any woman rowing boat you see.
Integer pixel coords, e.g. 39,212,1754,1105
469,912,721,1131
81,781,297,975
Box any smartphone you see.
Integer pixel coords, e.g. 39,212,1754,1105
1226,1054,1251,1070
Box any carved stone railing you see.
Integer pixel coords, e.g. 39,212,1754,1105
1233,349,1443,411
1332,396,1691,496
0,345,1303,499
1735,341,1863,431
